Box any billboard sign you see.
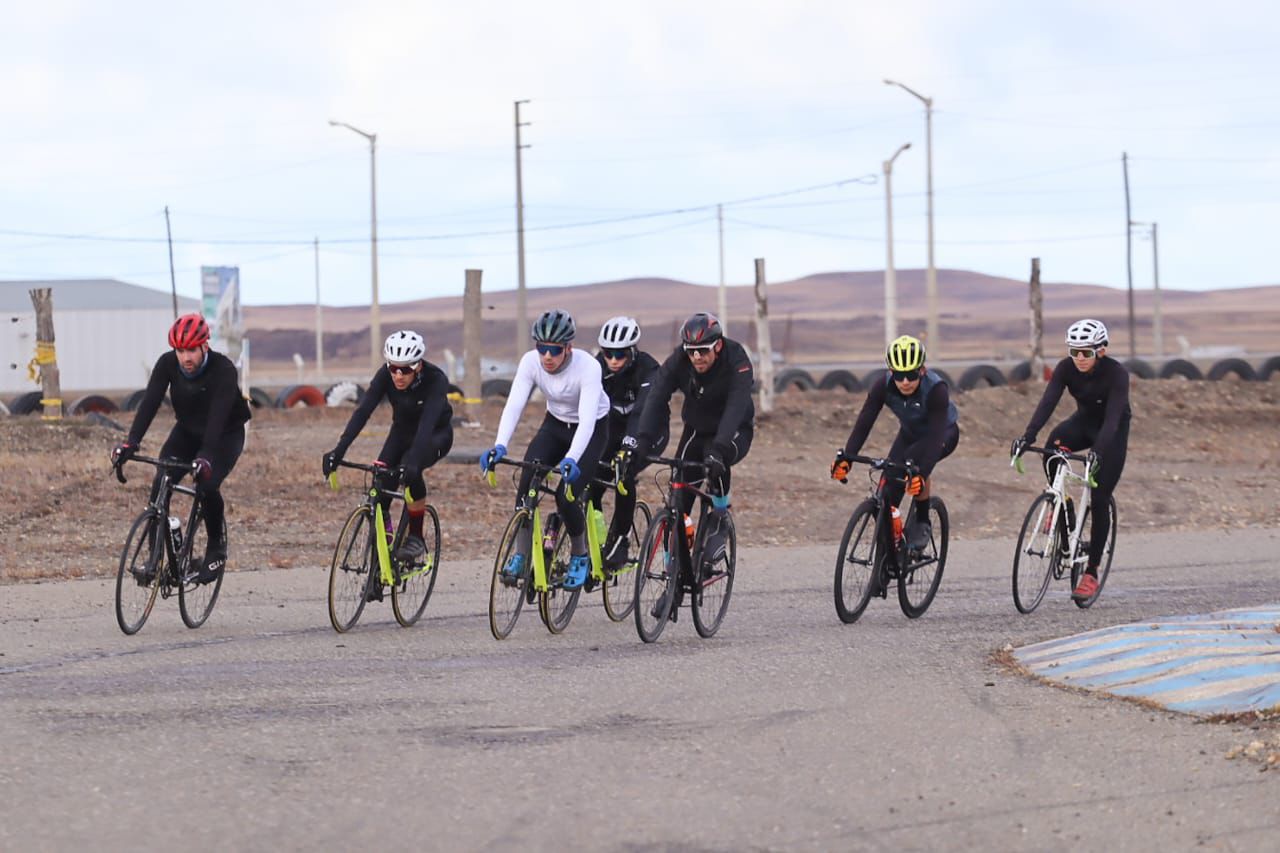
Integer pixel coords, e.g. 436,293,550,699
200,266,243,358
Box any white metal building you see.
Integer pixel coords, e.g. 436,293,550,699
2,279,199,395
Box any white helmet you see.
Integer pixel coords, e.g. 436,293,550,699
1065,318,1108,348
598,316,641,349
383,330,425,365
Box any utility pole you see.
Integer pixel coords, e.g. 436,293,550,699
1151,222,1163,358
1029,258,1044,383
514,99,531,359
717,203,727,333
328,120,381,368
1122,152,1136,358
314,236,323,380
754,258,774,414
164,206,177,319
882,142,912,346
884,80,938,355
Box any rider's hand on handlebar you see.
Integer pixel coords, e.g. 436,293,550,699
192,457,212,483
480,444,506,475
906,474,924,496
1086,450,1101,475
830,449,851,483
1010,436,1029,459
558,457,580,483
321,447,343,477
110,440,137,468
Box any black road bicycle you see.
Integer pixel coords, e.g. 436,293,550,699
113,455,226,635
833,455,949,623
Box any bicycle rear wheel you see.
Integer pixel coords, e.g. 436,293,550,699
1012,493,1061,614
834,499,879,624
116,511,164,635
178,507,224,629
539,513,581,634
897,498,948,618
602,498,650,622
692,511,736,638
490,510,532,640
393,505,441,627
1071,495,1117,609
329,506,375,633
634,512,677,643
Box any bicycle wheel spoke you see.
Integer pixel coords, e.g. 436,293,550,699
489,511,531,640
897,499,947,618
834,500,879,624
178,506,223,629
635,514,676,643
329,507,374,633
602,498,647,622
393,506,440,627
1012,493,1059,614
692,512,735,638
540,516,581,634
116,512,163,635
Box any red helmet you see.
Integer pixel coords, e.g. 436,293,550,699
169,313,210,349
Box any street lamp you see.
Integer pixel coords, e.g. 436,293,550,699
329,119,381,369
884,79,938,356
883,142,912,346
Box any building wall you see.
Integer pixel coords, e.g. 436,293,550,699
2,308,177,394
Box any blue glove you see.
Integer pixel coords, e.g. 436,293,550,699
481,444,506,474
558,457,580,484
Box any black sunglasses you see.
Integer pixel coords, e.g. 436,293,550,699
535,343,565,356
387,362,417,375
891,369,920,382
1069,347,1098,358
601,347,630,360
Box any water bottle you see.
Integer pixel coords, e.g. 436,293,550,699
168,516,182,552
590,506,607,546
891,506,903,545
683,514,695,549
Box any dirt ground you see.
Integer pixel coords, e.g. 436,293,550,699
2,379,1277,582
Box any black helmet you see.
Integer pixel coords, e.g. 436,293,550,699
531,309,576,344
679,312,723,346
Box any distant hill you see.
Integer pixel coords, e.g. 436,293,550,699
243,268,1279,368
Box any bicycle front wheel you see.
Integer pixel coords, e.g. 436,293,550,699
1071,495,1117,609
692,511,736,638
1012,493,1060,614
834,500,879,624
393,505,441,627
329,506,375,633
539,513,581,634
634,512,677,643
116,511,163,635
898,498,948,618
178,507,223,629
602,498,650,622
490,510,532,640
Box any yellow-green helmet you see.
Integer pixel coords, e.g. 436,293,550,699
886,335,926,372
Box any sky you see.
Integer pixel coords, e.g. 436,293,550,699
2,0,1278,307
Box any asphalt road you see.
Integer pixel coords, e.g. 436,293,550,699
2,527,1279,851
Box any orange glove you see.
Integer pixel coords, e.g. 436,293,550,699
830,456,851,483
906,474,924,496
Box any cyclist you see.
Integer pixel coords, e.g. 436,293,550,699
624,312,753,571
831,335,959,557
110,313,250,583
585,316,669,571
322,331,454,579
480,309,610,591
1010,318,1131,603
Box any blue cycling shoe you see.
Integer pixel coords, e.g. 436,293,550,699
501,552,526,586
563,554,590,590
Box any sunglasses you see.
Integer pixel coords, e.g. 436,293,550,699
535,343,565,356
683,344,715,355
1069,347,1098,359
387,363,417,375
601,347,630,360
891,369,920,382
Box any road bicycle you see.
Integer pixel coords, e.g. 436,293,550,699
833,455,949,623
1010,445,1116,613
113,455,226,635
327,460,440,632
584,458,652,622
633,456,737,643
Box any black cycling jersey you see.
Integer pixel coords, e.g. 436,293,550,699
1022,356,1131,456
335,362,454,469
127,350,251,455
843,370,957,476
636,338,754,453
597,349,664,436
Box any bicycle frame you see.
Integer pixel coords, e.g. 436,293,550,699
646,456,716,589
118,454,202,588
841,454,922,579
1013,447,1097,570
329,463,429,587
487,459,570,593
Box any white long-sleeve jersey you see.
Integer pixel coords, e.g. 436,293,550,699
494,349,609,462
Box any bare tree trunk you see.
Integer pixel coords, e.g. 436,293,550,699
28,288,62,420
462,269,483,425
754,259,774,414
1028,258,1044,383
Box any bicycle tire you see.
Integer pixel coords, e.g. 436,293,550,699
1071,496,1117,609
178,506,223,629
539,512,581,634
116,511,164,635
833,499,880,624
393,505,441,627
692,511,736,638
897,498,948,618
1012,493,1061,614
602,499,650,622
634,512,677,643
489,510,532,640
329,506,374,633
